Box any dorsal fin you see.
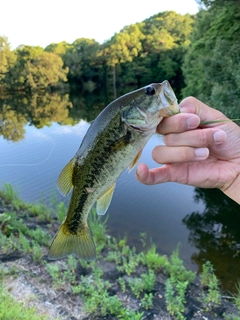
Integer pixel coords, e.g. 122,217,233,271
128,149,142,172
96,183,116,215
57,158,75,196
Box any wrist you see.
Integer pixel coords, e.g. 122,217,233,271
222,173,240,204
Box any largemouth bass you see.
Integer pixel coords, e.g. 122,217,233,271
48,81,179,260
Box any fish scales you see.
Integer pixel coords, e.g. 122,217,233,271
48,81,180,261
67,112,139,227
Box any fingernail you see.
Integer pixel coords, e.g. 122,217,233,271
136,166,142,176
187,116,200,129
195,148,209,159
213,130,226,144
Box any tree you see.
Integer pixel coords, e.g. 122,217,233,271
182,0,240,117
24,52,68,89
63,38,101,86
4,46,68,90
98,24,145,98
0,36,16,89
129,11,194,94
45,41,72,56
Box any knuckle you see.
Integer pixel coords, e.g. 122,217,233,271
185,96,197,104
163,134,171,146
152,147,160,162
197,130,209,146
180,148,191,161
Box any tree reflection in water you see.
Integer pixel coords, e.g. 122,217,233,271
0,89,108,142
183,187,240,293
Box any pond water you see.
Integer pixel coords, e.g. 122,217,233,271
0,90,240,292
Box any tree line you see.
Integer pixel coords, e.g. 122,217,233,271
0,10,194,97
0,0,239,117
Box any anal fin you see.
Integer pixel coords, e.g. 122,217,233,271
96,183,116,215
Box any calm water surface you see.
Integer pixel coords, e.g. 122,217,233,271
0,91,239,292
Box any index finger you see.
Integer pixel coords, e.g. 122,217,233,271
157,112,200,135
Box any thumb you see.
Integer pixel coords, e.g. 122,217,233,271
179,97,228,122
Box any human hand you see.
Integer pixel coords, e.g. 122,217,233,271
136,97,240,204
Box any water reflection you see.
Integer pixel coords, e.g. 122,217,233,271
0,89,108,142
184,188,240,292
0,92,73,141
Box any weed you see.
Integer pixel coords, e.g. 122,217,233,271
141,269,156,291
117,253,138,275
166,246,196,283
71,270,121,316
106,250,122,264
0,208,50,258
31,242,44,261
128,270,156,298
119,236,127,248
46,259,78,289
67,255,78,272
1,183,19,203
145,244,168,271
165,278,186,320
200,260,215,287
19,232,31,252
119,309,144,320
200,261,221,310
141,292,154,310
118,277,127,293
29,227,50,246
115,243,144,275
164,246,195,320
140,232,147,248
46,263,64,289
89,207,108,254
128,277,144,298
29,201,50,221
56,201,67,223
0,211,20,236
224,314,240,320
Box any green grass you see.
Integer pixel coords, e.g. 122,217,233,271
234,281,240,312
0,286,48,320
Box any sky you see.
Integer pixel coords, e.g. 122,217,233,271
1,0,199,49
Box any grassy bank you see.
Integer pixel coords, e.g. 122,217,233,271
0,183,240,320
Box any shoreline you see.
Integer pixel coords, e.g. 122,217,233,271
0,184,240,320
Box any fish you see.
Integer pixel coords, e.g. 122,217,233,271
48,80,179,261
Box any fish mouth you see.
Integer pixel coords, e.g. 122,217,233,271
158,80,180,116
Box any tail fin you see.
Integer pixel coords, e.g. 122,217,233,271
48,222,96,261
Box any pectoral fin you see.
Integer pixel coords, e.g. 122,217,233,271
128,149,142,172
57,158,75,196
96,183,116,215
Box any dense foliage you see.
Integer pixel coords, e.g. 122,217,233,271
1,1,240,116
182,0,240,117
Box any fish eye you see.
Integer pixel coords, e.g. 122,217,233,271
145,86,155,96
